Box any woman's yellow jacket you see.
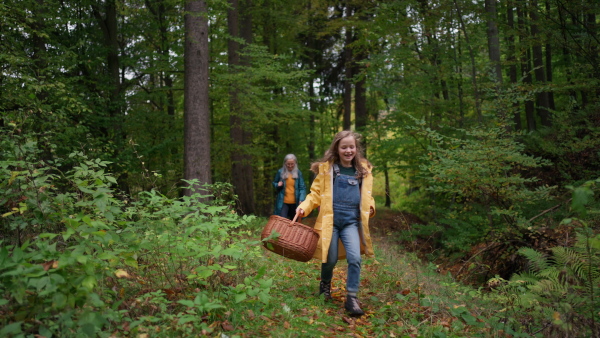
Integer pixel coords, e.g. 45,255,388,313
298,160,376,263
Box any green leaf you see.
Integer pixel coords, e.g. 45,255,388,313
81,275,97,291
178,299,195,307
80,323,96,337
571,186,594,216
178,315,198,325
124,256,138,268
38,233,59,239
235,293,247,303
82,215,92,225
0,322,22,335
53,292,67,309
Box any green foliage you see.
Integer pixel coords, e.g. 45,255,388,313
0,136,271,336
408,116,555,251
522,103,600,184
487,179,600,337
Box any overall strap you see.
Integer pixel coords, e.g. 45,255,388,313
333,163,341,177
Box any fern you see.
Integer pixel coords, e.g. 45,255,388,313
517,247,551,272
509,231,600,336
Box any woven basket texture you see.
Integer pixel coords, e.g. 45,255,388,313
261,215,319,262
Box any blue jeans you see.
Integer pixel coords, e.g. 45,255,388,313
321,169,362,294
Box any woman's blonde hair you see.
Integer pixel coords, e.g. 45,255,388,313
310,130,372,178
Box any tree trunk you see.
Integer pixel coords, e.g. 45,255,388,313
544,0,555,111
506,0,522,129
454,0,482,123
343,3,353,131
485,0,502,84
183,0,212,197
383,162,391,208
517,1,536,131
557,3,577,106
529,0,551,127
228,0,255,214
355,75,367,131
92,0,121,126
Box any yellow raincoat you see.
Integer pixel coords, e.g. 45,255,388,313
298,160,376,263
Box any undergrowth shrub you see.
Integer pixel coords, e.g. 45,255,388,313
0,135,270,337
408,118,555,254
522,102,600,185
488,178,600,337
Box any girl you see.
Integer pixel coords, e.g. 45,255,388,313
296,131,375,316
272,154,307,220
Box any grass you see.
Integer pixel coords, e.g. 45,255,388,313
213,211,521,338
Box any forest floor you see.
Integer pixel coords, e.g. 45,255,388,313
302,209,453,277
237,209,513,337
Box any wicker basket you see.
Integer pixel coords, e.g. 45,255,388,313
261,214,319,262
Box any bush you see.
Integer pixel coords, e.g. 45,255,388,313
0,135,270,337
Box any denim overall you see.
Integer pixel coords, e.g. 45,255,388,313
321,163,362,293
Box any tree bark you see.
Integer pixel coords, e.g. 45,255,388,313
92,0,121,122
517,1,536,131
485,0,503,84
228,0,255,214
183,0,212,197
529,0,552,127
343,3,353,131
544,0,555,111
506,0,522,129
454,0,482,123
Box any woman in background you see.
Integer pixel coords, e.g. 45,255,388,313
272,154,306,220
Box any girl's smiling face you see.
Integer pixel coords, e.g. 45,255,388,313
338,135,356,167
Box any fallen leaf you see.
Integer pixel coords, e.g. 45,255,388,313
553,312,561,321
283,321,290,329
41,260,58,271
114,269,130,279
342,316,354,325
221,320,234,331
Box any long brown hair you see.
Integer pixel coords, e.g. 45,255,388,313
310,130,372,178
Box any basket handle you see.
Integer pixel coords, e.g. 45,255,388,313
290,213,302,226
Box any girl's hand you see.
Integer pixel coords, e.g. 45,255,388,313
278,181,283,187
296,208,304,217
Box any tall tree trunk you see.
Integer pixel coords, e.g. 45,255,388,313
92,0,121,131
228,0,255,214
529,0,551,127
506,0,522,129
585,12,599,98
32,0,48,101
454,0,482,123
557,3,577,106
343,3,353,131
183,0,212,197
544,0,555,111
354,4,371,141
517,1,536,131
485,0,502,84
383,162,391,208
355,74,367,132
